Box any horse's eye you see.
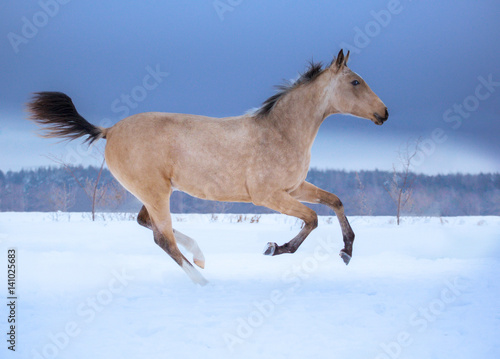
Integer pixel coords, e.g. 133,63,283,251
351,80,360,86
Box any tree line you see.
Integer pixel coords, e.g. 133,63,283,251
0,166,498,216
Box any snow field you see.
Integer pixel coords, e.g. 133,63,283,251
0,213,499,359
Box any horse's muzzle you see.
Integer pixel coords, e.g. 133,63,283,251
374,108,389,125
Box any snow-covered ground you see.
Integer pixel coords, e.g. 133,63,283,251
1,212,499,359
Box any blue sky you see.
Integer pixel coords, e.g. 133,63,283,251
1,0,499,173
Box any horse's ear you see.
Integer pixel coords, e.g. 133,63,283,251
344,50,350,66
331,49,345,72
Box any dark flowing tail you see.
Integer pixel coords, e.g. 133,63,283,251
27,92,105,144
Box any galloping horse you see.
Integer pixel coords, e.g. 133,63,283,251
28,49,388,285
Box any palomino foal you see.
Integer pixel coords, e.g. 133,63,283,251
28,49,388,285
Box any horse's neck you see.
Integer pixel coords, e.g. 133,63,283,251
268,82,329,152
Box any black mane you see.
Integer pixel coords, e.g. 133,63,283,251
255,61,325,117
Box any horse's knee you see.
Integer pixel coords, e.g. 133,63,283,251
327,194,343,210
310,213,319,229
304,210,318,230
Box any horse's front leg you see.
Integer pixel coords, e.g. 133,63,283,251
256,191,318,256
290,181,355,265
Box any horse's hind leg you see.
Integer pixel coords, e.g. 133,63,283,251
137,205,205,269
174,230,206,269
144,201,208,285
290,181,355,265
137,205,153,229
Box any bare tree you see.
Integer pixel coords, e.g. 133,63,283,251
84,158,106,220
47,183,76,221
384,140,419,225
45,154,126,220
86,170,127,213
354,171,372,216
49,183,76,212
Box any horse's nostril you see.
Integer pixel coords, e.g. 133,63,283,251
384,108,389,119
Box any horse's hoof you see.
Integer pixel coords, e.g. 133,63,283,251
263,242,276,256
339,250,351,265
194,258,205,269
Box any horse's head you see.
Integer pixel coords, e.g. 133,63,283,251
326,49,388,125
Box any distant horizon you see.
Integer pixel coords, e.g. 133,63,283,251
1,160,498,177
2,165,498,216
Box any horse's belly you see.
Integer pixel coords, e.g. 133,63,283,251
171,169,251,203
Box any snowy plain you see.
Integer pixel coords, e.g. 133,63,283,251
0,212,499,359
